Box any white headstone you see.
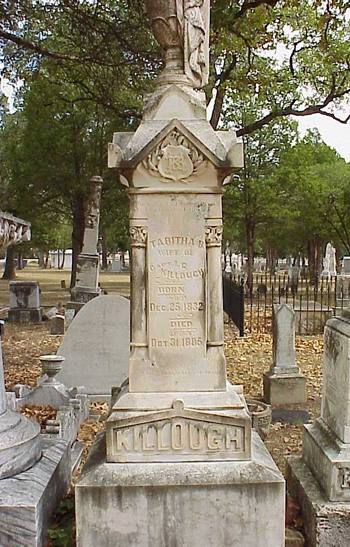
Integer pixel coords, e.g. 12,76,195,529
263,304,306,405
343,256,350,275
56,295,129,397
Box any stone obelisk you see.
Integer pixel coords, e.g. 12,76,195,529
71,176,103,304
76,2,285,545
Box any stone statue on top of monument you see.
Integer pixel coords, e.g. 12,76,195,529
145,0,209,88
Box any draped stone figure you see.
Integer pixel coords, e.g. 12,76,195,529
145,0,209,88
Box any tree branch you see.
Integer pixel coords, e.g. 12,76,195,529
0,29,128,68
235,0,279,20
238,88,350,136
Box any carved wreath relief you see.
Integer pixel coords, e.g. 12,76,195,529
143,130,206,182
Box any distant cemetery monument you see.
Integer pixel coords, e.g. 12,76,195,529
0,215,70,546
76,2,285,546
66,176,103,320
0,211,31,251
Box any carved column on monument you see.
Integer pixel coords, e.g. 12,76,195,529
205,221,225,375
71,176,103,305
129,221,149,387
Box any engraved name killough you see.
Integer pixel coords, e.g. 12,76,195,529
113,419,244,454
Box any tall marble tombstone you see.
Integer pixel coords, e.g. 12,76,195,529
71,176,103,305
264,304,306,405
76,2,285,546
287,309,350,546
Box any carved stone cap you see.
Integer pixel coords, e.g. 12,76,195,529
90,175,103,185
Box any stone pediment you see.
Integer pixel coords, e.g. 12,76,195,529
106,400,251,463
108,119,243,187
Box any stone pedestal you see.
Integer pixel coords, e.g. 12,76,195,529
0,439,70,547
8,281,42,324
0,340,41,479
287,456,350,547
286,311,350,545
264,304,306,405
76,432,285,547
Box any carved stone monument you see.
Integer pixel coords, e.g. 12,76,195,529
8,280,42,323
287,309,350,546
0,220,70,547
321,242,337,279
0,211,31,249
264,304,306,405
70,176,103,306
76,2,285,545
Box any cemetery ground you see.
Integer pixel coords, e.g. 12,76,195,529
0,269,323,545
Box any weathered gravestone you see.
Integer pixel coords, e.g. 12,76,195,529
70,176,103,305
0,332,70,547
76,2,285,545
56,295,129,398
264,304,306,405
287,308,350,546
321,242,337,278
8,280,42,323
343,256,350,275
0,221,70,546
50,314,65,335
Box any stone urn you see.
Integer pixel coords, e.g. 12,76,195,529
144,0,184,73
40,355,65,385
247,399,272,440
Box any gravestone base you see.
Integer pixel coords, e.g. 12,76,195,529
70,287,101,305
0,438,70,547
8,308,42,324
287,456,350,547
302,420,350,502
76,432,285,547
107,383,252,463
263,372,306,405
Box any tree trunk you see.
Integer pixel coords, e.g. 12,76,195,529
38,251,45,268
2,245,16,280
308,238,324,286
210,88,224,130
246,217,255,297
101,229,108,270
17,251,23,270
70,191,85,288
59,250,66,269
266,247,277,275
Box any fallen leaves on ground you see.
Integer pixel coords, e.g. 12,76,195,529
2,320,324,479
225,321,323,472
21,404,57,428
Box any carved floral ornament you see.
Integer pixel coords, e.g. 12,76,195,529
142,130,207,183
130,226,148,246
205,225,223,246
